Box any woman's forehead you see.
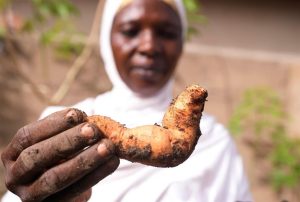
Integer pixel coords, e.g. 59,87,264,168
114,0,180,25
118,0,178,14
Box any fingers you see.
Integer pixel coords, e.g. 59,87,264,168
72,189,92,202
9,123,102,184
15,139,116,202
44,157,119,202
73,189,92,202
2,108,87,165
52,189,92,202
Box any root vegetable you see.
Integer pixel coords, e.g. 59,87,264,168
87,85,208,167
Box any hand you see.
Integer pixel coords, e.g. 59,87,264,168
1,108,120,202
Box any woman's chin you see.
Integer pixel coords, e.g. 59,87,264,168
124,71,170,97
129,82,162,98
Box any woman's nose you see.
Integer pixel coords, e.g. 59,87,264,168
138,29,161,57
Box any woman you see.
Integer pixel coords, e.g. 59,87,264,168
1,0,252,201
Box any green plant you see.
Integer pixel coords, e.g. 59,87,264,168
28,0,83,58
1,0,83,59
229,87,300,197
0,0,86,104
0,0,12,39
183,0,206,39
0,0,11,11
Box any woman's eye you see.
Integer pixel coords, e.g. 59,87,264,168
158,28,179,40
121,27,139,37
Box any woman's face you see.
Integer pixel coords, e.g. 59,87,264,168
111,0,183,97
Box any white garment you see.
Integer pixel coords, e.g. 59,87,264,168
1,0,253,201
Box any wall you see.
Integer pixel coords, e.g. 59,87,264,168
176,44,300,136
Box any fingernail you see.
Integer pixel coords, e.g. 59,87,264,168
97,139,114,157
81,123,99,143
66,109,79,125
66,108,87,125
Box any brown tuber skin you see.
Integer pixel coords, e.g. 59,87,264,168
88,85,208,167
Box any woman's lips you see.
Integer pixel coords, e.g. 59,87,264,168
131,65,165,78
132,68,158,78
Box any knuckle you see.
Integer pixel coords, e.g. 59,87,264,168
44,169,61,191
76,155,87,169
19,193,29,202
4,126,36,163
33,169,61,200
17,146,40,172
1,150,8,166
16,126,32,149
4,179,33,202
73,190,92,202
19,192,38,202
5,175,15,191
4,175,28,201
75,154,95,171
62,132,76,150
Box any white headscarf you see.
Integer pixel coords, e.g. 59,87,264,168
95,0,188,126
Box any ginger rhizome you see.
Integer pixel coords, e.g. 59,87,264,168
88,85,208,167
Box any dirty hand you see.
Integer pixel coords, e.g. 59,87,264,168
1,108,120,202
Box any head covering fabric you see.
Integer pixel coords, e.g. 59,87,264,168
118,0,179,14
96,0,187,126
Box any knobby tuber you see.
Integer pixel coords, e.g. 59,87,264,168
87,85,208,167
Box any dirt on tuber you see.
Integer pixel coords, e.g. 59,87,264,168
87,85,208,167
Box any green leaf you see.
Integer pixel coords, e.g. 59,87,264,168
0,0,11,11
0,26,6,38
228,117,242,136
21,20,35,32
183,0,200,13
271,169,297,190
182,0,206,40
53,35,83,60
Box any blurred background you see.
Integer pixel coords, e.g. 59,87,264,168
0,0,299,201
